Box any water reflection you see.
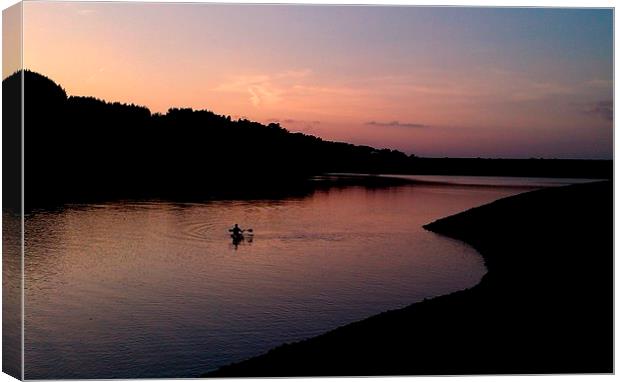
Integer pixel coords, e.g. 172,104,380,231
3,211,22,379
230,232,253,250
23,180,533,379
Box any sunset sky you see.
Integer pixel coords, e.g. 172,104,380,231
12,2,614,158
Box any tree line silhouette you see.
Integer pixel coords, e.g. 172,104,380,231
2,70,612,209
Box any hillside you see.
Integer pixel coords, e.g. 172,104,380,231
3,71,411,208
2,70,612,208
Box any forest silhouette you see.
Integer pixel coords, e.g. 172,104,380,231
2,70,612,209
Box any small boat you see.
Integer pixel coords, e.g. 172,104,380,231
229,227,252,244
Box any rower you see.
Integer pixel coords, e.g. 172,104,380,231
229,224,243,236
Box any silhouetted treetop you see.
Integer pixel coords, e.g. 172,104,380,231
2,70,611,207
5,70,418,205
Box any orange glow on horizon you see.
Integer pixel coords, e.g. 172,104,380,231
18,2,612,158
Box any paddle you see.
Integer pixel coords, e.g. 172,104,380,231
229,228,253,233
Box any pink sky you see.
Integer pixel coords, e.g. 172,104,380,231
11,2,614,158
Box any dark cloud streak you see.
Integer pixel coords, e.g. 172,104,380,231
266,118,321,125
584,101,613,122
366,120,426,128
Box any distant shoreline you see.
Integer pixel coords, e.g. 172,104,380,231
326,172,604,189
4,71,612,212
204,180,612,376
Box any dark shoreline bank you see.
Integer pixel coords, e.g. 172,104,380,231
204,181,612,377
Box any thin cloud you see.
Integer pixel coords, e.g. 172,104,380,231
585,79,612,88
584,101,613,122
366,120,426,128
510,82,574,102
213,69,312,108
266,118,321,125
247,85,280,107
76,8,96,15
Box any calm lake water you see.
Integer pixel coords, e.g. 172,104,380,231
19,176,586,378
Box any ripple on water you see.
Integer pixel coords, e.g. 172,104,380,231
22,183,529,378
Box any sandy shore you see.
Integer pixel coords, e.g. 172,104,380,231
204,181,612,377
